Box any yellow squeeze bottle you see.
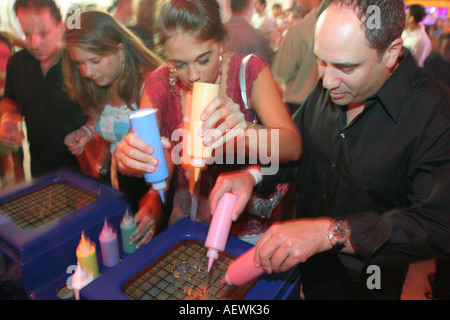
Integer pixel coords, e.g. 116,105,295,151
188,82,220,181
183,92,196,193
182,91,193,170
76,231,100,279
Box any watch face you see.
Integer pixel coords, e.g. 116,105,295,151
336,226,347,241
330,223,350,245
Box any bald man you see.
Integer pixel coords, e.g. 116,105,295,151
210,0,450,300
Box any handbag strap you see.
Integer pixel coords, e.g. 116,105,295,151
239,54,258,125
240,54,300,122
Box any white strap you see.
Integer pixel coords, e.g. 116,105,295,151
239,54,255,111
239,54,258,126
240,54,299,122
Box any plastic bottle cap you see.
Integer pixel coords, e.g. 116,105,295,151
206,248,218,260
129,108,156,119
152,180,167,191
191,157,206,168
122,210,134,226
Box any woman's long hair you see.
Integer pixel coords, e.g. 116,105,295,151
63,10,163,117
155,0,228,50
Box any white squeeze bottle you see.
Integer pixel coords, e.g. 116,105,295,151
99,218,120,267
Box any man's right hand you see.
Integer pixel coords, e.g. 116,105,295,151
0,112,24,147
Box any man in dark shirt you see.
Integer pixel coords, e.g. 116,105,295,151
424,33,450,88
210,0,450,299
423,32,450,300
225,0,273,64
0,0,87,177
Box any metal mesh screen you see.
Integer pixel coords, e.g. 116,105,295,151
0,183,98,230
122,240,256,300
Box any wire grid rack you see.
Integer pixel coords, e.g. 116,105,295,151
122,239,256,300
0,182,98,231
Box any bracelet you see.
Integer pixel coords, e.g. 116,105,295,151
245,167,262,186
80,126,93,141
81,124,97,141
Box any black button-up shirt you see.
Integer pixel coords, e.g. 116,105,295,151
263,51,450,298
4,49,87,177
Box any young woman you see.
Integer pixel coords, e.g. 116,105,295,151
62,10,164,249
113,0,302,242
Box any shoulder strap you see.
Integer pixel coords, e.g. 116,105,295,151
239,54,255,111
241,54,299,122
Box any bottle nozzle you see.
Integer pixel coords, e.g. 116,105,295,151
207,257,214,273
189,176,196,194
206,249,218,273
152,181,167,203
80,230,90,250
195,168,201,182
122,208,133,225
102,218,112,236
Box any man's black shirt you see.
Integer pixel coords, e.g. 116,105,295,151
4,49,87,177
264,51,450,299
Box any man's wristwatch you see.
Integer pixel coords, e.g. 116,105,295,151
327,219,351,253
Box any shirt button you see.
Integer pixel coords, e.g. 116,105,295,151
330,161,336,168
340,133,346,139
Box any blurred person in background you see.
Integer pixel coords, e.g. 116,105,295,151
0,0,87,178
401,4,432,67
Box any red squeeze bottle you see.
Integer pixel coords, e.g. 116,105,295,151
220,246,264,286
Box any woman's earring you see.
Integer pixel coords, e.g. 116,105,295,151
218,54,223,83
169,64,177,93
122,60,125,72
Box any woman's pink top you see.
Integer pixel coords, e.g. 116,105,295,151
145,54,264,138
144,54,282,236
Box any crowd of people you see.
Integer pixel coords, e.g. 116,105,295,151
0,0,449,300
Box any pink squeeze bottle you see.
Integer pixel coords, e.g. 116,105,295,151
220,246,265,286
205,192,238,273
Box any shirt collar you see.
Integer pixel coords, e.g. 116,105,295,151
366,49,419,123
25,49,63,68
229,14,252,27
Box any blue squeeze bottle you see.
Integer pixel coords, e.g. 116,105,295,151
129,108,169,202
